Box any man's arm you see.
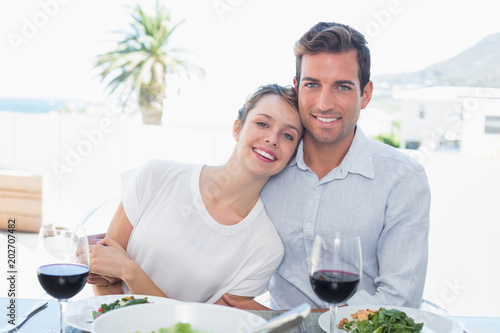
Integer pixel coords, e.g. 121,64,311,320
348,168,431,308
223,294,328,312
222,295,272,310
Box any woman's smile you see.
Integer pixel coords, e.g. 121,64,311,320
252,147,277,162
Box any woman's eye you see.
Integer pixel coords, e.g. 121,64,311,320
282,133,293,141
257,122,268,128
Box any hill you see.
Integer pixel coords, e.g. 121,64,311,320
374,33,500,90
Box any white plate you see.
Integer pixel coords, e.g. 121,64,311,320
66,294,177,332
318,305,462,333
91,302,267,333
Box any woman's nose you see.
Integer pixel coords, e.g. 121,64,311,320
265,133,279,147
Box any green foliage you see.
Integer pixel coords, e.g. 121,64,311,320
95,1,204,124
371,120,401,148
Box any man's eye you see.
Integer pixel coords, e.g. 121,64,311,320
338,85,351,91
282,133,293,140
305,82,318,88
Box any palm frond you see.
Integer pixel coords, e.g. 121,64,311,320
95,1,204,121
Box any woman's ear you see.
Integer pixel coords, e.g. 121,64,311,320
232,119,242,142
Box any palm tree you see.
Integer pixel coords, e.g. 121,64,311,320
96,2,203,125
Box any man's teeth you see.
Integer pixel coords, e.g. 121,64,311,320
254,149,276,161
316,116,339,123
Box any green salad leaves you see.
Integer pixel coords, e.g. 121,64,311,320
92,296,149,319
155,323,201,333
340,308,424,333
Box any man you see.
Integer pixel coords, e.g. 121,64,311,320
224,22,430,310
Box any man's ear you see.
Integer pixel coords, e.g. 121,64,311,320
232,119,242,142
361,81,373,110
293,76,298,92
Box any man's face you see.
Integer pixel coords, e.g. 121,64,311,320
294,51,372,150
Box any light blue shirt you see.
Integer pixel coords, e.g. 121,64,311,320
261,127,430,310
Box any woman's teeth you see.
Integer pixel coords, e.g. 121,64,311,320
253,148,276,161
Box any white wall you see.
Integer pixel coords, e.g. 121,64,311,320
400,100,462,149
461,98,500,158
0,111,234,226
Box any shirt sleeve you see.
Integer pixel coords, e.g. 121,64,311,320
121,160,158,227
228,249,284,297
206,231,284,303
348,166,431,308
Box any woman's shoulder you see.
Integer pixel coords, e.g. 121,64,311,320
141,159,197,177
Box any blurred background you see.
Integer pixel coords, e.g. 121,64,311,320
0,0,499,317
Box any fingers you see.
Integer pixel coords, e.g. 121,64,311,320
222,294,237,307
96,236,121,248
87,273,122,285
87,233,106,246
87,274,111,285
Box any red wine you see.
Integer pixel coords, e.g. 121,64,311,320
310,270,360,303
37,263,89,299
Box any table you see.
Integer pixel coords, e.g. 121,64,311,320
1,298,499,332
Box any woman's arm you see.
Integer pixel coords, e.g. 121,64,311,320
90,203,168,297
90,202,130,294
91,236,167,297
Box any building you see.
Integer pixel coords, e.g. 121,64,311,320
394,86,500,158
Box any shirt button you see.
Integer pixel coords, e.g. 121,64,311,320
315,186,319,190
306,223,312,228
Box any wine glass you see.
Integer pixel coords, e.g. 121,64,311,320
36,224,90,333
310,233,362,333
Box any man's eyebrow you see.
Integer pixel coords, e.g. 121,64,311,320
335,80,356,86
301,76,320,82
301,78,356,86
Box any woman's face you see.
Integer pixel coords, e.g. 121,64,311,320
233,94,303,178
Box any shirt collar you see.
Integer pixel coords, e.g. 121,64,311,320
291,126,375,180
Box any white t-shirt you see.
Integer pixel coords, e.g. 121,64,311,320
120,159,284,303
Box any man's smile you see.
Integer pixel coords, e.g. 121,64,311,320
314,115,341,124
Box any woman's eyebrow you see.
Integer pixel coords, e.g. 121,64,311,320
256,113,301,134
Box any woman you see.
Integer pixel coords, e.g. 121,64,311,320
89,84,303,305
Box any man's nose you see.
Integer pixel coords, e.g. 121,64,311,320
317,88,335,111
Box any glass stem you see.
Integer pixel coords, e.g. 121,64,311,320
59,299,67,333
330,303,338,333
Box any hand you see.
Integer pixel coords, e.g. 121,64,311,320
87,273,121,286
86,233,121,285
88,233,106,245
77,232,106,266
222,294,272,311
90,236,132,279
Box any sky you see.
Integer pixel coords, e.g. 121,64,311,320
1,0,499,123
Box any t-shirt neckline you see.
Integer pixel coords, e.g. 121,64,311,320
190,164,263,234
